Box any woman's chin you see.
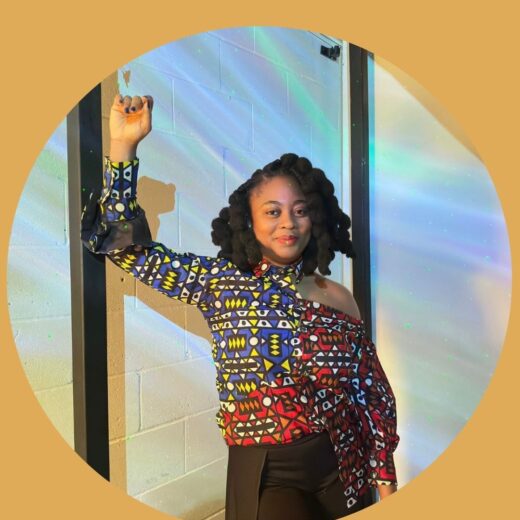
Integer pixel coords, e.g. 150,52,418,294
263,251,302,266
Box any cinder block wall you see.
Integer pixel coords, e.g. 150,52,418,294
104,27,344,520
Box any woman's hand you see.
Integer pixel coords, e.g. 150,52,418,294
377,483,397,500
109,94,154,161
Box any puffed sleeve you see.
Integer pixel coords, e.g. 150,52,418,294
352,331,399,486
81,156,229,308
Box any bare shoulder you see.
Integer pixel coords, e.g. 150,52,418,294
300,273,362,319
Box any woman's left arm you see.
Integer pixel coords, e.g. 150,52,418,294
353,330,400,489
331,282,399,496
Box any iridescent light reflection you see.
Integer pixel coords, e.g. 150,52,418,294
369,56,511,484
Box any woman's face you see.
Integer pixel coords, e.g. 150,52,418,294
249,175,312,266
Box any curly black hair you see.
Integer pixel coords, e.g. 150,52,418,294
211,153,355,276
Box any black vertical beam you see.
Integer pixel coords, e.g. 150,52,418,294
349,43,376,506
67,84,110,480
349,44,373,337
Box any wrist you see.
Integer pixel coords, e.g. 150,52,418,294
109,139,138,162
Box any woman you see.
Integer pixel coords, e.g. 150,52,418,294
82,93,399,520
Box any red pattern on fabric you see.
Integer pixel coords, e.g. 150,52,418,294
296,301,399,499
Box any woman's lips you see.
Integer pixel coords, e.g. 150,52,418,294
277,236,298,245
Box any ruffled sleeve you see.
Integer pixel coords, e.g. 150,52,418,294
81,156,153,254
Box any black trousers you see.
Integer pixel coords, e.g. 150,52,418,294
225,431,373,520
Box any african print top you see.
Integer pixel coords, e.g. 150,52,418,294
81,157,399,506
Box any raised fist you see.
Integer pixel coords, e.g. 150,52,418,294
109,94,154,146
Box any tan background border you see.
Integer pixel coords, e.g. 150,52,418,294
1,1,517,517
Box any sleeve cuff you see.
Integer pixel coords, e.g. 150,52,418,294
367,449,398,487
81,188,153,254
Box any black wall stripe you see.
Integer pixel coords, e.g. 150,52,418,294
67,84,110,480
349,43,377,506
349,44,373,337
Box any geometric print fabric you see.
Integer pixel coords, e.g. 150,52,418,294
83,158,400,508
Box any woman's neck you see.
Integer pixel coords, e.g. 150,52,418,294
261,255,302,267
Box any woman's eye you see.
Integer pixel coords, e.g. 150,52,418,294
265,210,280,216
295,207,308,216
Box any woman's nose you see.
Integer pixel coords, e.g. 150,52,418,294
280,212,296,229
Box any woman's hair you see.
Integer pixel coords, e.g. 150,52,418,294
211,153,355,276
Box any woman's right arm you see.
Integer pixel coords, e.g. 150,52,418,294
81,94,229,308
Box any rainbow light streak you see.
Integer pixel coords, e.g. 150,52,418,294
369,56,512,485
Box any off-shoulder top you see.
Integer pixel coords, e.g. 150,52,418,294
81,157,399,508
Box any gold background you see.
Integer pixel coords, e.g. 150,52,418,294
1,0,517,517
